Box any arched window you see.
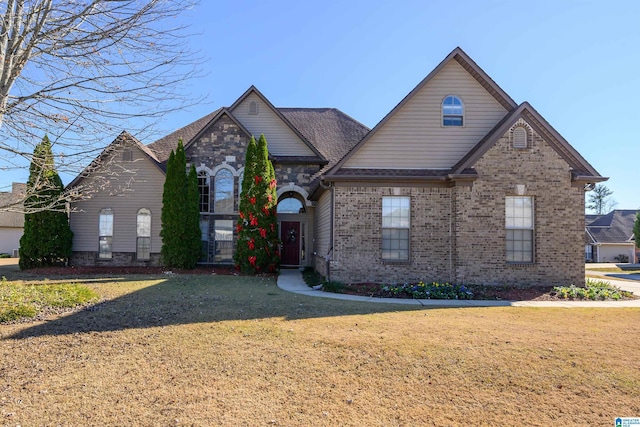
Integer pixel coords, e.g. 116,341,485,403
513,126,528,148
442,95,464,126
237,170,244,205
214,169,234,212
136,208,151,260
249,100,258,115
98,208,114,259
277,196,305,214
198,171,210,213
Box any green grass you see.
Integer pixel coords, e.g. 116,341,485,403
0,273,639,426
0,276,99,322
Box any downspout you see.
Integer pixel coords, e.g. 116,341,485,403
319,177,334,281
449,187,453,283
327,183,335,281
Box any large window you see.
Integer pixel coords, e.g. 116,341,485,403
136,208,151,260
98,208,114,259
505,196,534,263
442,95,464,126
200,218,209,262
214,169,234,212
382,196,410,261
198,171,210,213
214,219,234,263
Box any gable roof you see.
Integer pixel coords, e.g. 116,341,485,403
586,210,638,244
67,131,162,189
229,86,327,161
182,107,254,156
325,47,518,175
279,108,369,176
452,102,606,181
147,109,221,164
0,183,26,227
142,103,368,178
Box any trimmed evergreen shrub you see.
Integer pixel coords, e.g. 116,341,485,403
19,135,73,269
160,140,200,268
234,134,280,273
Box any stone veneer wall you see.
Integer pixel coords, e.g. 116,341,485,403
454,128,585,286
329,127,585,286
71,251,162,267
273,164,322,197
186,113,249,185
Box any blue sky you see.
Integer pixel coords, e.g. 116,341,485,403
2,0,639,210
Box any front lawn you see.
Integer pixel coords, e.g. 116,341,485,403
0,277,99,322
0,273,639,425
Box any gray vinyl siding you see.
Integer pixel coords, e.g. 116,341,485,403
231,93,316,157
314,190,332,258
0,228,22,255
70,144,164,254
343,60,508,169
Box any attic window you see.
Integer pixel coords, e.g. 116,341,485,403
248,100,258,115
122,149,133,161
442,95,464,126
513,126,528,148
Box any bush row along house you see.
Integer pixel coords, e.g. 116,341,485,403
68,47,607,285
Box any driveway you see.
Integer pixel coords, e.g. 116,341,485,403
585,263,640,296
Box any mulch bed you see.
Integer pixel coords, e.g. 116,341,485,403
7,266,637,302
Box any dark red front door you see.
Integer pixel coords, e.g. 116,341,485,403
280,221,300,265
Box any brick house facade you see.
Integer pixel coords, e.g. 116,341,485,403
68,47,605,286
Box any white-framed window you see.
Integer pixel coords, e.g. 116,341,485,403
98,208,114,259
585,244,593,262
214,169,234,213
198,171,210,213
505,196,534,263
277,196,305,214
382,196,410,261
136,208,151,260
214,219,234,263
513,126,528,148
442,95,464,126
237,169,244,206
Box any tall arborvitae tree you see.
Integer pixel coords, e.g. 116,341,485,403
19,135,73,269
160,140,200,268
235,134,280,273
185,165,202,267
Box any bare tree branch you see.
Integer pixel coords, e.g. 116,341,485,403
0,0,204,213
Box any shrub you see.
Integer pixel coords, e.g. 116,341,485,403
382,282,473,300
554,279,634,300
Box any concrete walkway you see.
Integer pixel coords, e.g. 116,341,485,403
277,268,640,308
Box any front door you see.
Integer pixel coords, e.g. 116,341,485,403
280,221,300,266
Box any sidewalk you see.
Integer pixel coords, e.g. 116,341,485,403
277,269,640,308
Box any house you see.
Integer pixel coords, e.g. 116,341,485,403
585,210,638,263
0,183,26,257
68,47,606,286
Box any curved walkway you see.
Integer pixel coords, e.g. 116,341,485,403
277,269,640,308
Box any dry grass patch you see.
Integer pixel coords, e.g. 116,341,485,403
0,273,639,426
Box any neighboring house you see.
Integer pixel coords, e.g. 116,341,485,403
68,47,606,286
0,183,26,256
585,210,638,263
